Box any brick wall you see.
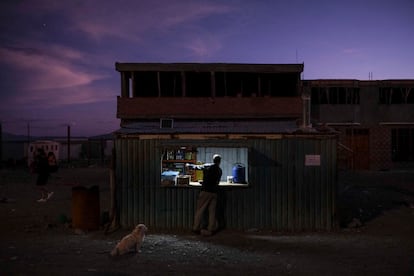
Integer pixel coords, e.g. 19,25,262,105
335,126,392,171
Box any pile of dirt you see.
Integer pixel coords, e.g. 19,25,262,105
337,170,414,228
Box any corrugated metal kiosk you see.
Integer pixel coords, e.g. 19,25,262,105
114,124,338,232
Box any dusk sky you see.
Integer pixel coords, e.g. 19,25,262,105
1,0,413,137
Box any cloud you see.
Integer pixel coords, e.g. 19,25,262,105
0,41,115,114
1,1,235,60
67,1,234,41
184,36,223,59
54,85,116,106
342,48,361,55
0,80,117,134
0,44,107,91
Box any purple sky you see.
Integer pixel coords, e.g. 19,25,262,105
1,0,413,137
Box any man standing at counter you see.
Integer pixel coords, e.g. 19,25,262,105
191,154,222,236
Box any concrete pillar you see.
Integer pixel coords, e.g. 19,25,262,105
120,72,129,98
211,71,216,97
181,72,186,97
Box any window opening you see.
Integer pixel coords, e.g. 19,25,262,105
135,72,158,97
185,72,211,97
161,146,249,187
392,128,414,162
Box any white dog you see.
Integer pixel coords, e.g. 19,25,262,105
110,224,148,256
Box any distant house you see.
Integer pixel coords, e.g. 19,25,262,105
113,63,338,231
27,140,60,167
305,79,414,170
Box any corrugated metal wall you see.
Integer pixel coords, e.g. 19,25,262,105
115,136,337,231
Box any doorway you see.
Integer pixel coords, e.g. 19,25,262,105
345,129,370,170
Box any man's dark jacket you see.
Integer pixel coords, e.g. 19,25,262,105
202,164,222,193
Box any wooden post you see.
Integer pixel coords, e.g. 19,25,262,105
100,138,105,165
27,122,31,143
105,148,119,234
0,122,2,167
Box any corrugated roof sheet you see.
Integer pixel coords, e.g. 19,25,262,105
116,120,300,134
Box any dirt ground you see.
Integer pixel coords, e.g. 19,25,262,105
1,165,414,276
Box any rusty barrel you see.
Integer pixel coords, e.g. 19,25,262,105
71,185,100,231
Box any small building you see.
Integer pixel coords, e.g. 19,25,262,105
114,63,338,231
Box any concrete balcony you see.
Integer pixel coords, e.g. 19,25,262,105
117,97,302,120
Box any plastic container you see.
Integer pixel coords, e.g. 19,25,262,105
195,162,204,181
71,185,100,231
232,163,246,183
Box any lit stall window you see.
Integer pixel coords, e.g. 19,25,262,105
161,146,249,187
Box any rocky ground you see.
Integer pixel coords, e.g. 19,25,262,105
1,165,414,275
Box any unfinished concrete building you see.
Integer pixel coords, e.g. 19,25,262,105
116,62,304,126
305,79,414,170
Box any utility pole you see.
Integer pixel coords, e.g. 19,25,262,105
0,122,2,168
67,124,71,164
27,121,31,143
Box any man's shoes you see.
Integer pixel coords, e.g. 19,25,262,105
46,192,54,200
200,229,212,236
37,198,47,203
192,229,200,235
